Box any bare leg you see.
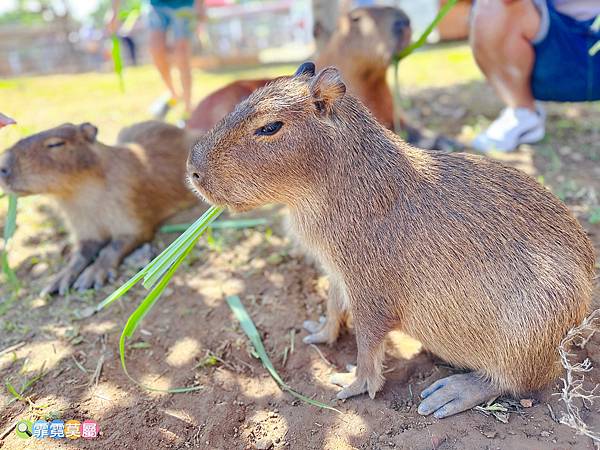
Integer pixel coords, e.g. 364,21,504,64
417,372,501,419
470,0,541,110
73,235,145,291
303,275,347,345
149,31,178,100
330,315,387,399
42,240,105,296
174,39,192,114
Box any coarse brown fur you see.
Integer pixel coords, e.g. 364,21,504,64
0,121,197,295
187,7,410,134
187,66,595,406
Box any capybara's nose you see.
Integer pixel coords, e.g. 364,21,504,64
187,158,206,186
392,17,410,37
0,164,10,179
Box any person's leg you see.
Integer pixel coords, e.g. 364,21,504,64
149,30,178,100
148,7,178,100
470,0,546,152
171,11,194,115
471,0,541,110
174,38,193,114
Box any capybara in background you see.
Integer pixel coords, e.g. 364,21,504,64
0,121,198,295
186,6,450,147
186,62,595,418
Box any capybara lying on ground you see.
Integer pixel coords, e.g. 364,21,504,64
186,62,595,418
0,121,197,295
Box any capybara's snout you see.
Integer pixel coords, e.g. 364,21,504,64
0,151,14,190
392,14,410,38
186,143,210,192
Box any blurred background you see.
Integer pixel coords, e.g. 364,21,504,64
0,0,470,76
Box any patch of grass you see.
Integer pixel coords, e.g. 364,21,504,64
4,364,47,406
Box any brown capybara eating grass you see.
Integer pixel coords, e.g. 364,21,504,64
186,62,595,418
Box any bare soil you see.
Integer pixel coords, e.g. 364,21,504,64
1,81,599,450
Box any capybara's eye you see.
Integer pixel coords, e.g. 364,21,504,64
255,121,283,137
45,138,65,149
350,14,361,23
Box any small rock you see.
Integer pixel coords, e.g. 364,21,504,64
540,431,551,437
74,306,96,320
484,431,497,439
520,398,534,408
268,411,278,418
255,438,273,450
570,152,584,162
558,146,572,156
30,262,49,278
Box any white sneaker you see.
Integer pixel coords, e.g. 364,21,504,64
472,105,545,153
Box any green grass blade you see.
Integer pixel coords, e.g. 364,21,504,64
5,381,23,401
142,206,223,288
111,34,125,92
226,296,340,412
3,194,17,241
160,218,268,234
2,194,18,288
97,207,222,310
95,268,147,312
119,243,202,393
393,0,457,62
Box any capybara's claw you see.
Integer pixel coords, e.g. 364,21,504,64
42,269,78,297
417,372,500,419
303,316,326,334
73,262,109,292
303,330,329,344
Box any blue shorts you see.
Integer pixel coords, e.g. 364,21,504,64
148,5,194,40
531,1,600,101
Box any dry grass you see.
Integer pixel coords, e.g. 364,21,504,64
557,308,600,442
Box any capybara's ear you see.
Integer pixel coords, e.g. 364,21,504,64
309,67,346,116
294,61,316,78
79,123,98,142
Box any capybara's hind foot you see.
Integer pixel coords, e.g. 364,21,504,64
417,372,501,419
331,364,384,400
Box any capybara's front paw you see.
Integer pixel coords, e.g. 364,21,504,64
73,261,115,292
417,372,500,419
330,364,384,400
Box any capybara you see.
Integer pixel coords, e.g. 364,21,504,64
186,63,595,418
187,6,450,147
0,121,197,296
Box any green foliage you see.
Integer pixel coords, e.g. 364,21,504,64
2,194,19,289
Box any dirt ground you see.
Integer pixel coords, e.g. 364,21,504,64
1,73,600,449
